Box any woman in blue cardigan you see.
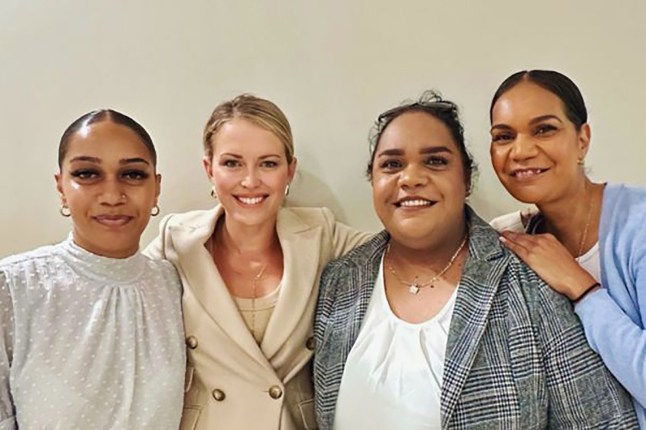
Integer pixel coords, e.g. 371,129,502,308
314,90,637,429
489,69,646,428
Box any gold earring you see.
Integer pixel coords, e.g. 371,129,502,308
151,205,160,216
284,184,290,196
577,158,585,165
60,205,71,217
210,188,218,199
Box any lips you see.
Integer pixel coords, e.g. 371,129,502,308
93,215,133,227
395,197,436,208
510,168,549,180
235,195,267,205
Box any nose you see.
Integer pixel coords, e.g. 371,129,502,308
99,178,126,205
509,134,539,161
241,166,261,189
399,163,428,189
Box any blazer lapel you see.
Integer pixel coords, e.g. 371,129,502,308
441,211,510,426
261,210,322,363
172,207,273,372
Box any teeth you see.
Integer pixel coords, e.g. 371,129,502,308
514,169,544,178
238,196,264,205
400,199,432,207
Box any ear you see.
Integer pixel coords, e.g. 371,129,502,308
155,173,162,201
54,172,66,205
577,123,591,160
287,157,298,183
202,155,214,182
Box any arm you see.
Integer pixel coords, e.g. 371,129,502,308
574,244,646,408
533,277,638,428
0,271,16,429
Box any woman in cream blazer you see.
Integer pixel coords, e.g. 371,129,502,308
146,95,368,430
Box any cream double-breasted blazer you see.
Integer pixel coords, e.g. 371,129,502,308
145,206,369,430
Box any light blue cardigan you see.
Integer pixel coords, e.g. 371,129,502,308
575,183,646,428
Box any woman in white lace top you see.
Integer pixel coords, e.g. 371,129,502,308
0,110,185,430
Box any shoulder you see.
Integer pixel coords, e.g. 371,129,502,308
159,208,219,231
323,232,387,274
601,183,646,243
0,243,59,274
141,255,181,290
279,206,335,227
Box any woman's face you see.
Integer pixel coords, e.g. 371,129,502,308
490,81,590,205
371,111,467,250
204,118,296,229
56,121,160,258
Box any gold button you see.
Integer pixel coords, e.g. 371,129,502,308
306,336,315,351
186,336,198,349
212,389,226,401
268,385,283,399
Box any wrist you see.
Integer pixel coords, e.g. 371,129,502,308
573,282,601,303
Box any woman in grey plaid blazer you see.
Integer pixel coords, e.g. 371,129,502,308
313,91,637,429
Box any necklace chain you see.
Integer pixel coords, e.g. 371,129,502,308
386,234,468,295
576,190,595,258
207,234,268,341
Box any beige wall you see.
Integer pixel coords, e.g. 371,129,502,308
1,0,645,257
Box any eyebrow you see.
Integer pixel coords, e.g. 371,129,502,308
491,115,563,131
376,145,454,157
68,156,150,166
219,152,282,159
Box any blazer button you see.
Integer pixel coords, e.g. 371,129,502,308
212,389,226,402
268,385,283,399
305,336,315,351
186,336,198,349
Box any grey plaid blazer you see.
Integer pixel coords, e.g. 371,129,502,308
314,209,637,429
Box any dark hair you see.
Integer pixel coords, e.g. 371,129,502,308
489,70,588,130
367,90,477,193
58,109,157,169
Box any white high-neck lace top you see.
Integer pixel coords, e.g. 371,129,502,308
0,236,185,430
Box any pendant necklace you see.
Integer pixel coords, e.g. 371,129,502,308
386,235,468,295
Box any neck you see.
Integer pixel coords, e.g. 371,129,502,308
215,215,280,258
536,178,602,255
388,221,468,269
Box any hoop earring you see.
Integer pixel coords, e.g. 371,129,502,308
60,205,71,217
284,184,290,196
151,205,160,217
577,157,585,166
210,188,218,199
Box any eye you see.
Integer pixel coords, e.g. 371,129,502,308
121,169,150,181
379,158,403,171
70,169,100,180
260,159,280,168
425,156,449,168
534,124,557,136
491,132,514,144
222,159,242,168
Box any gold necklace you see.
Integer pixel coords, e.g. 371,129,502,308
386,235,468,295
206,233,268,340
576,190,596,258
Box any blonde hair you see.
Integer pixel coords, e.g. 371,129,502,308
203,94,294,162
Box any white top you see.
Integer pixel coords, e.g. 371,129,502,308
334,253,457,430
0,236,186,430
577,243,601,282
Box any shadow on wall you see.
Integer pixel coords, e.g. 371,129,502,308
286,168,349,223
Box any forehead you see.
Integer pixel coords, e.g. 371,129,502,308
492,82,567,124
64,121,153,162
378,111,457,151
212,118,284,154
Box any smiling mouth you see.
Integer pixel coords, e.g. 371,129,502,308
236,196,266,205
396,198,436,208
93,215,133,227
511,168,549,179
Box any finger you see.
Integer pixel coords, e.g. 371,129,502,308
499,234,531,262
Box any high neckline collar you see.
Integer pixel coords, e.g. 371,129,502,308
57,234,146,284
